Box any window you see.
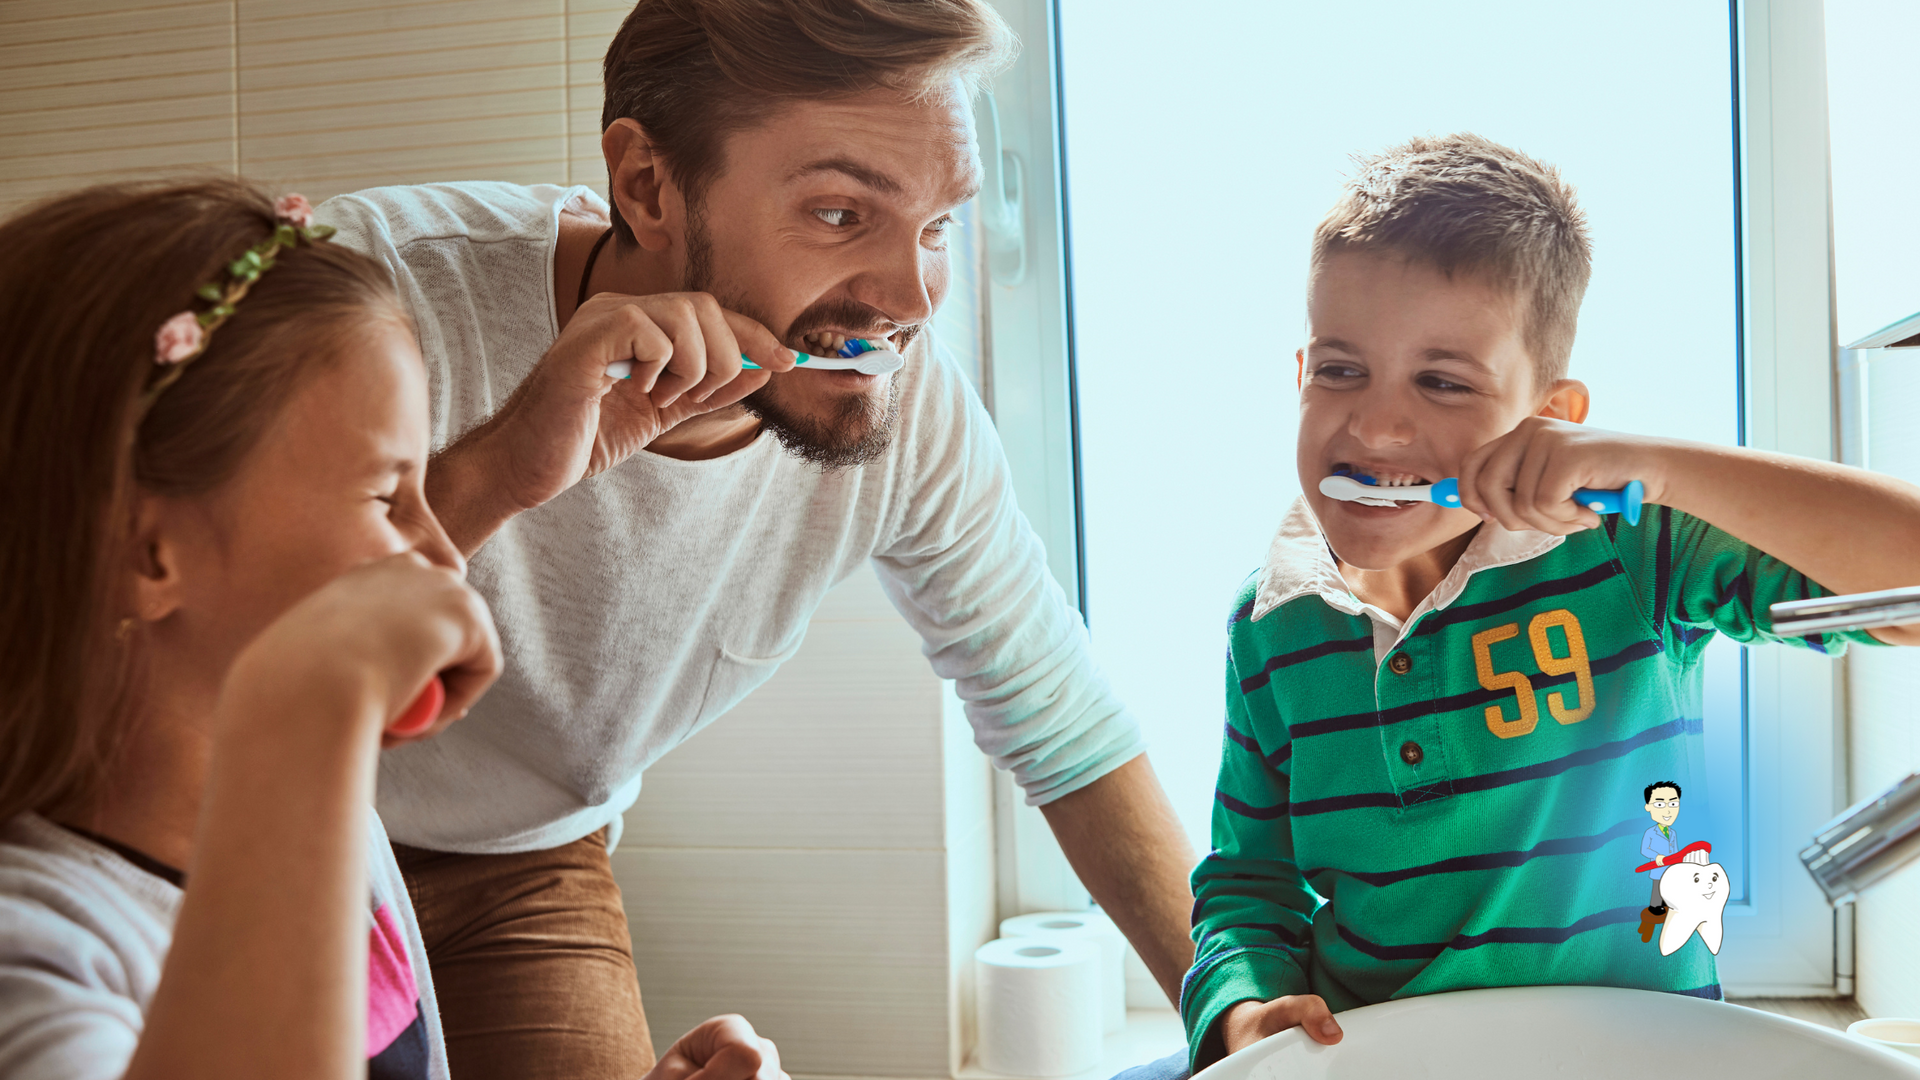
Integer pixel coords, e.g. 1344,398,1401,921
1001,0,1846,992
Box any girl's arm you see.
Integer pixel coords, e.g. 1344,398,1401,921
123,557,499,1080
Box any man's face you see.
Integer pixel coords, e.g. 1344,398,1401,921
1297,250,1546,570
1647,788,1681,828
682,85,980,468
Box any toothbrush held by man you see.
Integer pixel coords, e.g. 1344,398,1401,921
606,335,903,380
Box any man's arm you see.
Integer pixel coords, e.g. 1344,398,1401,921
421,294,794,557
1039,755,1197,1005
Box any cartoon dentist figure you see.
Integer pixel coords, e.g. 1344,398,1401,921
1639,781,1683,938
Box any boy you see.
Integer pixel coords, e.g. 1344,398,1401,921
1182,133,1920,1070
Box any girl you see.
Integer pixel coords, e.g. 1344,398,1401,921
0,179,784,1080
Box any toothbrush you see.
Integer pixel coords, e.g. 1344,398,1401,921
604,337,904,380
1318,471,1645,526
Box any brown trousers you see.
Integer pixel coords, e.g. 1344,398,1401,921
393,828,656,1080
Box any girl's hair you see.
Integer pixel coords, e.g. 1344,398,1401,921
0,177,408,822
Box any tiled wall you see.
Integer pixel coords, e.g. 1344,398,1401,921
0,0,623,218
0,3,994,1074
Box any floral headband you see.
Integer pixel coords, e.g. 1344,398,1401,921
141,194,337,411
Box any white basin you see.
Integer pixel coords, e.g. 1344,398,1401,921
1190,986,1920,1080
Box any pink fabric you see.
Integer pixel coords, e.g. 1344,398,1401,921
367,904,421,1056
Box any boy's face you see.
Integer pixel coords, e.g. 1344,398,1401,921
1297,249,1580,571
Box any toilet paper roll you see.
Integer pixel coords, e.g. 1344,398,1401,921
975,937,1104,1078
1000,910,1127,1033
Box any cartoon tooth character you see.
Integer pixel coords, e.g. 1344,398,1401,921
1658,853,1728,956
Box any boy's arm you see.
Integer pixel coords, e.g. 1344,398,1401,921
1458,420,1920,644
1183,649,1325,1071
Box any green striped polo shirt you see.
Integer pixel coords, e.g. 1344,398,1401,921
1182,498,1875,1067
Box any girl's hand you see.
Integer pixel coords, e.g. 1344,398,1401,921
227,552,502,748
1456,417,1672,535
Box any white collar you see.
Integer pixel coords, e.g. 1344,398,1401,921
1252,497,1565,639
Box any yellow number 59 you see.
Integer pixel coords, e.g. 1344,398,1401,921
1470,609,1595,739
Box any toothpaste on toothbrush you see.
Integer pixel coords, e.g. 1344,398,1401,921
604,337,904,381
1318,469,1644,526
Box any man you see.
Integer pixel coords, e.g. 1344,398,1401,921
316,2,1196,1078
1640,781,1684,935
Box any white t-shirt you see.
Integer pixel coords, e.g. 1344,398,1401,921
318,182,1144,854
0,813,448,1080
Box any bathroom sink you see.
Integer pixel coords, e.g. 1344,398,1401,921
1190,986,1920,1079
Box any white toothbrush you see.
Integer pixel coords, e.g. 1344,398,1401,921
1318,473,1645,525
605,338,904,380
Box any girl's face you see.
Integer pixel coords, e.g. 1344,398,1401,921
146,318,460,678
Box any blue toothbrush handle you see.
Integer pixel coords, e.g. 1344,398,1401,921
1573,480,1645,526
1429,477,1644,526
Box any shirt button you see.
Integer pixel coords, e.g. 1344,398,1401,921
1389,653,1413,675
1400,741,1424,765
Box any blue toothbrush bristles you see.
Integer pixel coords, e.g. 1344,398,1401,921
835,338,881,358
1331,467,1378,486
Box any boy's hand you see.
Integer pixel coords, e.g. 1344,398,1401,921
1222,995,1343,1055
1457,417,1670,535
644,1016,787,1080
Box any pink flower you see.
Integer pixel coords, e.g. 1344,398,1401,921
273,193,314,229
154,311,203,364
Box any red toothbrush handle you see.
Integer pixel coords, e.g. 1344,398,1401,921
388,674,446,737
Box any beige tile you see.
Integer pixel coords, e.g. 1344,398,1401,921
0,1,229,44
236,3,563,63
618,847,951,1078
237,0,560,46
0,136,235,192
0,42,233,97
0,66,232,113
0,92,232,140
244,84,563,130
237,37,562,93
0,7,229,68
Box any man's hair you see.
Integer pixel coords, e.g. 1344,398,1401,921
1310,133,1592,386
601,0,1018,244
1645,781,1682,802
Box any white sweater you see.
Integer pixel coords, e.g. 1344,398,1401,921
0,813,447,1080
318,182,1144,854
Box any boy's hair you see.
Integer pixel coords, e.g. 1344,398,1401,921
1311,133,1592,386
600,0,1018,244
0,178,408,822
1645,781,1682,802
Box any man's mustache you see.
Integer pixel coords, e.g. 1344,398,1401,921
785,299,923,351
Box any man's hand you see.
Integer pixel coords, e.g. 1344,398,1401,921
644,1016,787,1080
428,293,795,554
1456,417,1671,536
482,293,794,512
1222,995,1344,1056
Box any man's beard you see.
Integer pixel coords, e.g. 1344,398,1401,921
683,205,905,472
